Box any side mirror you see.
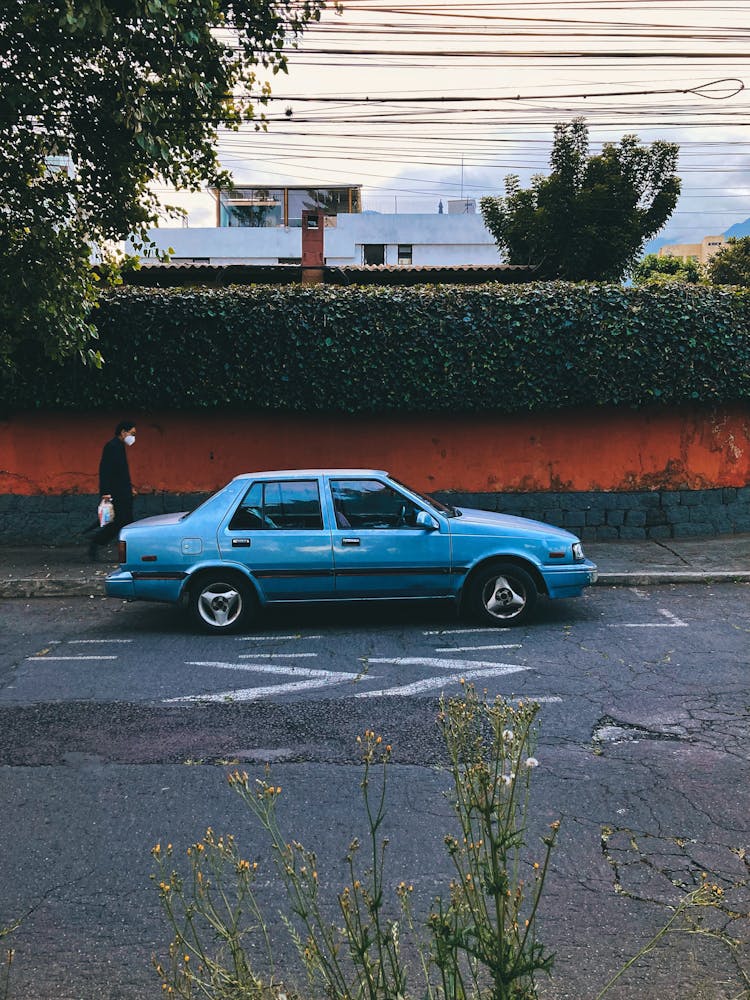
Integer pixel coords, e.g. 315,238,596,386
416,510,439,531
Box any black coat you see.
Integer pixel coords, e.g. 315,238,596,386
98,437,132,503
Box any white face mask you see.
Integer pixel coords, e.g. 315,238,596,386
124,434,136,447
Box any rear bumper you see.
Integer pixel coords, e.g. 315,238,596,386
105,569,136,599
543,560,598,599
105,568,186,602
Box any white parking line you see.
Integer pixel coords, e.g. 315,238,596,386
238,652,318,659
234,635,322,641
26,656,119,661
423,628,502,635
355,663,530,697
67,639,133,644
608,608,688,628
434,644,522,652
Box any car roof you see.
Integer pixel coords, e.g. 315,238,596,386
230,469,390,481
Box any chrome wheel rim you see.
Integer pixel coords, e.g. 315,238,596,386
197,582,243,628
481,574,527,620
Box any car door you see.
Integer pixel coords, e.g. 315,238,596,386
328,477,453,598
218,478,335,601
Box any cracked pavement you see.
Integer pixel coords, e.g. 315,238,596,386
0,583,748,999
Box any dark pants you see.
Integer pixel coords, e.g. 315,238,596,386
92,497,134,547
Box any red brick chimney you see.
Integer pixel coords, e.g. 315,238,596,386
301,209,325,284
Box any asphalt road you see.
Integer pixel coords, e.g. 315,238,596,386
1,585,749,1000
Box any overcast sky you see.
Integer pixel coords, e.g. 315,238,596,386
156,0,750,244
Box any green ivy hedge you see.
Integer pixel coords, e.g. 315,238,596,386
5,282,750,413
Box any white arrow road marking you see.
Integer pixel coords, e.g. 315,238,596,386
366,657,526,671
165,661,359,703
355,663,530,698
434,644,522,652
608,608,688,628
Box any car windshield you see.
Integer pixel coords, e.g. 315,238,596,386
390,477,461,517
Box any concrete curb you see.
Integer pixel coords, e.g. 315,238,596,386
0,579,108,598
596,571,750,586
2,571,749,599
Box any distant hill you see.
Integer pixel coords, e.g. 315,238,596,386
641,217,750,258
724,217,750,238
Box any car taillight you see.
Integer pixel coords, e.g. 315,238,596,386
118,540,127,564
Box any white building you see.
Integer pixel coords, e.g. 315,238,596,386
127,185,502,268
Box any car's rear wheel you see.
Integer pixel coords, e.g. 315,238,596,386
467,563,537,626
190,574,255,634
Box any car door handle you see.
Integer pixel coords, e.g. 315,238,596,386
231,538,252,547
341,537,361,546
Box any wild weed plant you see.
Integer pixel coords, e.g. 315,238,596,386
151,686,749,1000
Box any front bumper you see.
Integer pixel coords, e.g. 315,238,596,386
543,559,598,599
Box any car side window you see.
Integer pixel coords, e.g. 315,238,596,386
330,479,420,529
228,482,267,530
229,480,324,531
263,480,324,530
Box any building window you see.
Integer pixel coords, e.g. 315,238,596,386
219,188,284,228
397,244,413,265
363,244,385,265
216,185,361,227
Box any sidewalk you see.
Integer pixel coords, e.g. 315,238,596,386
1,536,750,598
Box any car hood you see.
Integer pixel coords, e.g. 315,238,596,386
450,506,578,540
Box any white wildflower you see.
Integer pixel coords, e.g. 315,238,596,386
525,757,539,769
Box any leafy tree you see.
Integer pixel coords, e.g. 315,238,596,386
480,118,681,282
0,0,325,370
706,236,750,286
632,253,703,286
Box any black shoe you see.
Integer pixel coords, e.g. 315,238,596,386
88,541,99,562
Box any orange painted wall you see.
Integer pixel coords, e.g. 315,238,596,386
1,405,749,496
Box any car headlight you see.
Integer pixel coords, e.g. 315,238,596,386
572,542,584,561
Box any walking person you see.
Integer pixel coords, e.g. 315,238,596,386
88,420,137,561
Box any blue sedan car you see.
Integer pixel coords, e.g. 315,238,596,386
106,469,597,633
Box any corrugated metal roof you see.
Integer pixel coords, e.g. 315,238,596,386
116,262,536,287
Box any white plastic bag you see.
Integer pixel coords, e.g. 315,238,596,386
97,498,115,527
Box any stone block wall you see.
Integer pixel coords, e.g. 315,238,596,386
434,487,750,541
1,486,748,546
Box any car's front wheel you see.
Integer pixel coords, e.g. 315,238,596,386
190,574,255,634
467,563,538,626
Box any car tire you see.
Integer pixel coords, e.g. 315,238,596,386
189,574,255,634
467,563,537,627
